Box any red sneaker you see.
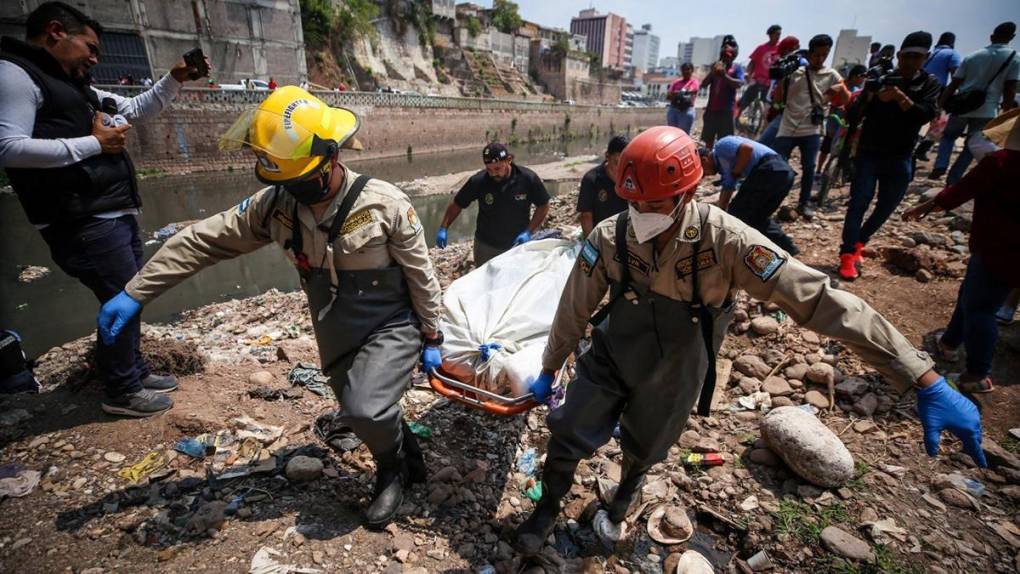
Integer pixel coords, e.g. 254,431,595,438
838,253,859,280
853,242,866,263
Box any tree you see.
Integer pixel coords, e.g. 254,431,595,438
466,15,482,38
490,0,522,34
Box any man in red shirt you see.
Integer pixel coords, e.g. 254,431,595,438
903,108,1020,395
739,24,782,115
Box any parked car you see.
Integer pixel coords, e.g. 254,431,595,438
220,79,270,91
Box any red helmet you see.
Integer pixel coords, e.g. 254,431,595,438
615,126,703,202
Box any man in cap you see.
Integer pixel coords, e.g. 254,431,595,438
739,24,783,116
515,126,987,555
577,135,629,237
435,143,550,266
837,31,942,280
96,86,443,528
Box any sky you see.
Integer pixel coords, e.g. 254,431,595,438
507,0,1017,65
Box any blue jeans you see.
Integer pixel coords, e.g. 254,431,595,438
772,134,821,205
667,106,695,134
757,115,781,148
839,149,912,254
942,254,1012,377
40,215,148,396
934,115,991,184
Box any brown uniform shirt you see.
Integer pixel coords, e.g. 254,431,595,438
542,201,933,392
125,167,442,333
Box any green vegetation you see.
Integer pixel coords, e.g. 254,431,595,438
336,0,379,45
775,499,849,546
847,460,872,490
490,0,522,34
466,15,482,38
813,545,926,574
300,0,333,48
301,0,378,49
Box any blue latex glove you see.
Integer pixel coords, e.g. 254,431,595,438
916,377,987,467
97,291,142,346
421,345,442,373
528,371,555,402
436,227,448,249
513,230,532,246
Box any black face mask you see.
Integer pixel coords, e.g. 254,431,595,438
284,172,330,205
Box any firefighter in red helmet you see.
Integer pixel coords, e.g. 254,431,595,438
515,126,985,555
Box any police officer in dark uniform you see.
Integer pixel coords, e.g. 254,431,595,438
577,135,629,236
0,2,208,417
435,143,551,265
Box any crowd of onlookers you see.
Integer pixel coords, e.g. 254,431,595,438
663,21,1019,395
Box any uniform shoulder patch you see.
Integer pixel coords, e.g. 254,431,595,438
406,206,423,235
340,209,375,235
676,249,718,278
613,250,651,275
579,239,600,276
683,225,700,240
744,245,786,281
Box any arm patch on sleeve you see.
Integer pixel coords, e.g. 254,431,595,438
579,239,600,276
744,245,786,281
406,206,423,235
237,196,253,214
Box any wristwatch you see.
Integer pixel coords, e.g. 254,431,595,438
423,331,444,346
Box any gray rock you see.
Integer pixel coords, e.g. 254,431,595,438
982,439,1020,471
771,396,794,407
835,377,870,398
285,456,324,482
748,448,780,467
852,393,879,416
803,390,830,409
760,407,855,488
821,526,875,562
0,408,32,427
750,316,781,335
762,377,793,397
248,371,275,386
738,377,761,395
734,355,770,379
806,363,835,386
784,363,809,381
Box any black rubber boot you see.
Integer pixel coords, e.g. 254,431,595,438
514,456,577,556
364,450,405,529
401,422,427,484
608,456,650,523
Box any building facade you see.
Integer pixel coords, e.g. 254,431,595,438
569,8,629,70
631,24,659,72
0,0,308,85
832,29,873,70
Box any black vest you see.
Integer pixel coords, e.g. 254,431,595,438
0,36,139,226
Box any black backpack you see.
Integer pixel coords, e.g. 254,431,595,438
945,51,1016,115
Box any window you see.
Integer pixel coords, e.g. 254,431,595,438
91,32,151,84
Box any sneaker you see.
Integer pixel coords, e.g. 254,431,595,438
996,304,1017,325
852,241,866,264
141,373,178,393
838,253,859,280
102,389,174,417
928,168,946,180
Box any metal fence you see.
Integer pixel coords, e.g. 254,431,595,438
93,85,647,112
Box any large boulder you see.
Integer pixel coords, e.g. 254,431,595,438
760,406,855,487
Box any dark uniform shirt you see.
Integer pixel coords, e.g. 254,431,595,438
454,164,550,250
576,163,628,227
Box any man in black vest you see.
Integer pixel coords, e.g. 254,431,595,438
0,2,208,416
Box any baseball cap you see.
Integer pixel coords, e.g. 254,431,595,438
482,142,510,163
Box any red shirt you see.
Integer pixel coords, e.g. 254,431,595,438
668,77,700,106
934,149,1020,286
748,41,780,84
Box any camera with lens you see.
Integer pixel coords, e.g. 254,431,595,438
863,58,899,92
769,53,802,80
810,105,825,126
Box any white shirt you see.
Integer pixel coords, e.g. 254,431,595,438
777,66,843,138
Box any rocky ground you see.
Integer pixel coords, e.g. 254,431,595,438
0,153,1018,574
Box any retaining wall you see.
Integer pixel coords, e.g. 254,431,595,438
103,88,667,173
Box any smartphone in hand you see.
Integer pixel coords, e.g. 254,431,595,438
183,48,209,80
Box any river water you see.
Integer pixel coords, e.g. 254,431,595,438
1,141,599,357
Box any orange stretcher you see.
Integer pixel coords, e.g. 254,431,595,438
428,367,565,416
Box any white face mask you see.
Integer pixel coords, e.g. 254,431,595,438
629,202,682,244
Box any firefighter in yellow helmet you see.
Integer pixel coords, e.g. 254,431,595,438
97,86,444,528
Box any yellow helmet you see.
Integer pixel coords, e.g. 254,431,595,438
219,85,363,184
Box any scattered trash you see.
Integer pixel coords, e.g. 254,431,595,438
249,546,322,574
1009,427,1020,441
862,518,909,544
16,265,50,283
407,421,433,439
117,450,169,483
314,412,363,452
0,467,41,498
675,550,715,574
735,391,772,412
287,363,334,399
745,549,774,571
522,478,542,502
232,415,284,444
174,437,208,459
103,451,126,463
935,472,985,498
682,453,724,468
152,220,199,242
248,386,302,401
517,448,538,475
646,504,694,544
593,509,625,545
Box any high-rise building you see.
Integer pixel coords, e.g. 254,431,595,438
831,29,873,70
569,8,630,69
685,36,722,67
631,24,660,72
659,56,680,70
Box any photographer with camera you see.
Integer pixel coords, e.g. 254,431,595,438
837,31,942,280
0,2,209,416
666,63,700,133
771,34,849,218
701,42,745,147
757,36,803,148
